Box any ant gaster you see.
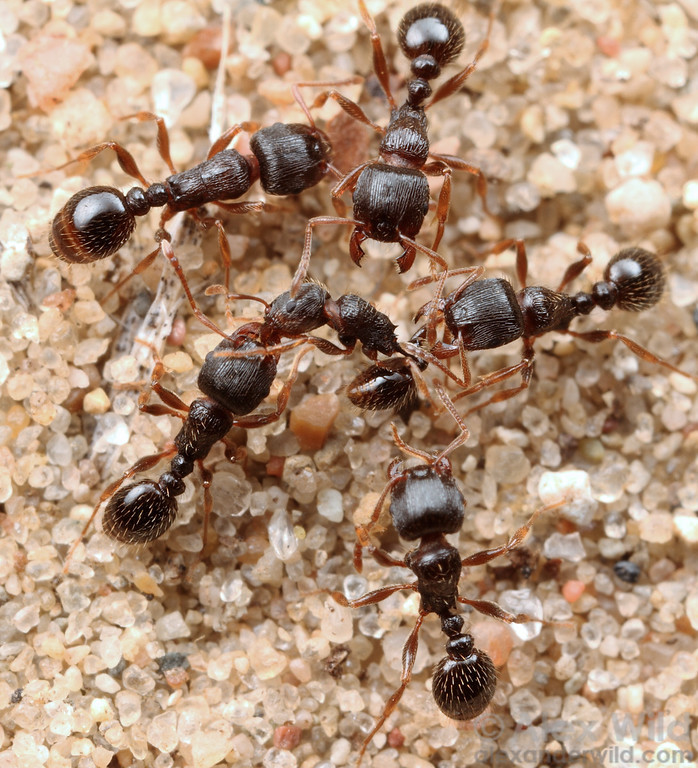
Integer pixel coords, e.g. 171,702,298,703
290,2,493,295
407,242,697,413
329,383,558,764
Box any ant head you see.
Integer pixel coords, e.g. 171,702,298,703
603,248,665,312
50,186,136,263
398,4,465,81
102,478,181,544
432,634,497,720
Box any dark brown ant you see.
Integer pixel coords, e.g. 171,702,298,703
209,282,426,366
290,2,493,295
329,383,561,764
66,279,418,565
407,242,697,412
47,82,356,291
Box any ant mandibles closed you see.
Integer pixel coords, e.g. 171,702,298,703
48,79,358,291
328,383,561,764
290,1,494,295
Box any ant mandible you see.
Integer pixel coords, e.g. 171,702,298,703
329,383,561,764
290,1,494,295
48,79,357,292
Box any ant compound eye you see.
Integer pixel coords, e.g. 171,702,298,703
50,186,136,263
102,480,178,544
432,635,497,720
604,248,665,311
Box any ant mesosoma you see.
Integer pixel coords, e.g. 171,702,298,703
328,383,560,763
290,1,493,295
48,81,356,290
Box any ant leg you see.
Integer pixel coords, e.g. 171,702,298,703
329,582,416,609
215,337,309,360
563,329,698,381
409,265,484,294
452,342,536,412
119,111,178,174
291,216,358,297
307,89,385,134
103,243,163,305
557,241,593,292
214,219,234,303
431,381,471,463
369,546,407,569
426,154,496,223
427,10,494,108
512,239,529,288
357,0,398,109
477,238,528,286
402,346,470,391
63,447,178,572
457,595,548,626
398,235,447,274
206,283,269,326
102,208,182,304
48,141,150,187
206,121,259,159
160,239,229,340
391,423,433,464
329,162,366,217
356,613,426,765
214,200,285,216
135,340,192,417
420,161,452,252
292,80,382,134
354,472,403,572
460,500,564,568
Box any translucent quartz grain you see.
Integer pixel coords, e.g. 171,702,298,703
508,688,542,725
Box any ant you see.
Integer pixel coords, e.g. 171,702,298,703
205,281,419,364
392,242,698,413
328,383,561,764
290,1,493,295
47,79,357,292
66,276,417,564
